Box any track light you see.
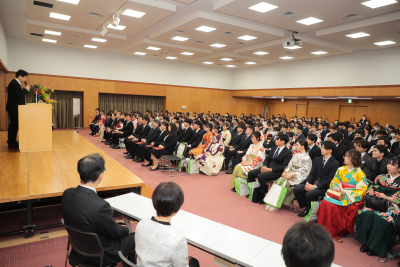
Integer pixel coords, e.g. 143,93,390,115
112,13,120,27
100,24,108,37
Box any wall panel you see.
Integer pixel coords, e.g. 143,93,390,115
0,71,6,130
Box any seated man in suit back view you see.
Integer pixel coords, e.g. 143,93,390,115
62,154,136,266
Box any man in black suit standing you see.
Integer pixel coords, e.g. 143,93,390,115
306,134,321,161
225,125,254,174
6,70,31,149
247,133,293,203
62,154,135,266
294,141,340,217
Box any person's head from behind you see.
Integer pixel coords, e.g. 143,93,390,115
77,154,105,187
16,69,29,83
152,182,184,218
282,221,334,267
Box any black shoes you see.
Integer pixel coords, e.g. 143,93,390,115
123,152,129,155
298,209,310,217
245,194,250,198
231,187,236,192
149,166,159,171
112,145,120,149
360,244,369,253
136,158,144,162
125,155,133,159
225,170,233,174
258,199,265,205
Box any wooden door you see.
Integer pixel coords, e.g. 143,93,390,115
353,106,368,124
339,106,355,123
296,104,307,118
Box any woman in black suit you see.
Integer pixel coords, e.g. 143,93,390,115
149,123,178,171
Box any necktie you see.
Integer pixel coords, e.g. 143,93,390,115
322,159,326,168
274,148,280,159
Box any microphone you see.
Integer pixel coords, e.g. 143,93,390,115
24,82,27,86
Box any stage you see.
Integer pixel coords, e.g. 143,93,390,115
0,131,145,237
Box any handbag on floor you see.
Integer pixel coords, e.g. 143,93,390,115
304,201,320,222
235,178,249,196
119,138,126,148
187,159,199,174
177,159,188,172
248,182,261,202
263,178,288,208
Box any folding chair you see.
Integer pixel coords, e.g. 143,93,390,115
161,142,188,177
118,251,137,267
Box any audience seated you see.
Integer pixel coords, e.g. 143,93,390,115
62,154,136,266
195,125,224,175
391,130,400,153
90,110,105,136
141,122,168,167
189,123,213,158
345,125,355,142
103,112,122,143
225,125,254,174
306,133,321,161
295,124,305,140
178,119,193,143
109,114,134,149
230,131,265,190
124,115,146,153
89,108,100,133
99,112,113,142
186,120,204,154
318,149,368,239
355,139,375,183
356,156,400,258
221,122,232,146
328,133,346,165
371,145,389,177
248,133,293,204
282,221,334,267
135,182,200,267
377,136,394,158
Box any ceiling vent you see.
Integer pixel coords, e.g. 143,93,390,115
285,51,293,54
222,31,235,35
194,40,205,44
236,42,246,45
33,1,53,8
393,32,400,37
236,60,242,62
88,12,104,18
175,29,186,33
30,33,44,37
153,55,159,56
340,13,362,20
168,50,176,52
278,11,299,18
71,34,82,38
66,42,75,45
160,52,168,55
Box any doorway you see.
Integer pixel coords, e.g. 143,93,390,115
339,106,367,124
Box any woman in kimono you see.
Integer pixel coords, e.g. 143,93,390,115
229,131,265,187
318,149,368,240
90,110,105,136
310,123,322,148
189,123,213,158
221,122,232,146
195,125,224,175
266,139,312,212
356,156,400,258
254,123,265,143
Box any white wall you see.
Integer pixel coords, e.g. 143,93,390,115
233,46,400,90
0,17,8,68
6,38,234,89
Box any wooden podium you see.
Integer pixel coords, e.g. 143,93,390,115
18,103,52,152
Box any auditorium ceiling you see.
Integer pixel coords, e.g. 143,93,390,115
1,0,399,68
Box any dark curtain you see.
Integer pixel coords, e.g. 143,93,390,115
25,90,83,129
99,93,164,114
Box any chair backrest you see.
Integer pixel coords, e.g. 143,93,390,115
65,224,104,266
118,251,137,267
174,142,187,159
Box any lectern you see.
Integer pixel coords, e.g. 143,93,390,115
18,103,52,152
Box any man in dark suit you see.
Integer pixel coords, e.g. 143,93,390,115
391,131,400,154
104,112,122,143
328,133,346,165
264,127,281,151
247,133,293,203
230,119,239,135
306,134,321,161
142,122,168,167
355,139,375,183
376,137,395,159
295,124,306,140
294,141,340,217
111,114,134,149
371,145,389,178
370,129,388,146
132,119,162,162
345,125,355,142
186,121,204,155
302,121,310,138
89,108,100,133
178,119,193,143
62,154,135,266
223,125,245,170
6,69,31,149
225,126,254,174
347,130,364,150
123,115,144,152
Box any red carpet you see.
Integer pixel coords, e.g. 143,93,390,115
0,129,399,267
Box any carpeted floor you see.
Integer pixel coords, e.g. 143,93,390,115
0,129,399,267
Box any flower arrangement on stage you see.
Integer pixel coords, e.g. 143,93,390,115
30,84,57,105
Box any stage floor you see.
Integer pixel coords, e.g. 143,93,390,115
0,131,145,203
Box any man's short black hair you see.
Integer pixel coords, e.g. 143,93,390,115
322,141,336,153
77,154,105,184
277,133,289,144
142,115,149,122
16,69,28,78
348,125,354,129
247,125,255,132
152,182,184,217
296,124,303,131
355,129,365,136
95,108,100,111
194,120,202,127
376,129,387,136
238,124,246,130
282,221,334,267
358,140,371,151
307,133,318,143
374,144,388,155
329,133,341,143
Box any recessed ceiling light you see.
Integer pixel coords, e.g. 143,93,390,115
122,9,146,18
84,45,97,49
166,56,177,59
284,46,302,50
280,56,293,59
361,0,397,9
57,0,80,4
311,51,328,55
210,43,226,48
196,26,216,32
203,62,213,64
374,40,396,46
50,12,70,21
45,30,61,36
249,2,278,13
296,17,323,25
220,58,233,61
172,36,189,41
91,38,107,42
346,32,370,38
238,35,257,41
181,52,194,55
245,62,257,65
134,52,146,55
147,46,161,50
42,38,57,43
226,65,236,68
107,24,126,30
253,51,269,55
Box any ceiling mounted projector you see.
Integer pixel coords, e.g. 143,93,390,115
112,13,120,27
283,31,302,49
100,24,108,37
